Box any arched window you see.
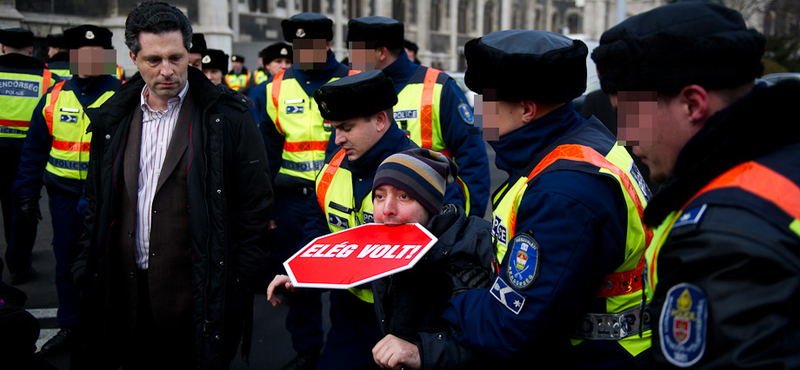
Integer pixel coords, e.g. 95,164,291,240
431,0,443,31
348,0,362,19
303,0,321,13
458,0,469,33
551,12,560,33
567,13,579,34
511,1,526,29
393,0,406,23
484,1,495,34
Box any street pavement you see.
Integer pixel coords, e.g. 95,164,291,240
1,143,505,369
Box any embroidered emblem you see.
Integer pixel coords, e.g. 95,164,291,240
673,205,708,229
85,30,95,40
296,28,306,38
280,48,288,55
319,101,329,113
286,106,304,114
60,114,78,124
362,211,374,224
323,121,332,132
490,276,525,315
458,102,474,125
202,55,211,64
507,234,539,290
328,213,349,229
492,214,507,246
659,283,707,368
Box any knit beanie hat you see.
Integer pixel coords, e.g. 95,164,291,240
372,148,458,216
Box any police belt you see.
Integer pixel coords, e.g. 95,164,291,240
573,304,651,340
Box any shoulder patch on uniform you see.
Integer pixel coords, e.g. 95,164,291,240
490,276,526,315
672,205,708,229
458,102,474,125
506,233,539,290
328,213,349,229
659,283,708,368
362,211,374,224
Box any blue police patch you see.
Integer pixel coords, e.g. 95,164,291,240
393,109,418,121
60,114,78,123
458,102,473,125
672,205,707,229
506,233,539,290
362,211,374,224
286,105,304,114
491,215,508,247
659,283,708,368
328,213,349,229
490,276,525,315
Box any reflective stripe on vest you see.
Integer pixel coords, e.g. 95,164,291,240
42,81,115,179
267,70,344,182
226,71,251,91
255,70,268,85
0,69,54,138
116,65,124,81
315,148,375,303
492,144,651,356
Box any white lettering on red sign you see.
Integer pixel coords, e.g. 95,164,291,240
300,243,423,259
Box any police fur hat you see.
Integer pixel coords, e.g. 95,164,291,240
260,42,293,64
373,148,458,216
592,2,765,94
282,12,334,42
64,25,113,49
202,49,228,72
464,30,587,104
313,70,397,121
231,54,245,63
347,16,404,50
47,34,66,49
190,33,207,54
0,28,34,48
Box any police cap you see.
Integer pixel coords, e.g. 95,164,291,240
347,16,404,50
260,42,293,64
282,12,334,43
0,28,34,48
64,25,113,49
313,70,397,121
231,54,245,63
464,30,587,104
592,2,765,94
47,34,66,49
202,49,228,72
190,33,207,54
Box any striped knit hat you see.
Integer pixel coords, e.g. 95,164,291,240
372,148,458,215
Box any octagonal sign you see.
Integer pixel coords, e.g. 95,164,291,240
284,223,438,289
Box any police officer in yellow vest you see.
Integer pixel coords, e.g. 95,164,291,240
46,34,71,81
0,27,59,286
344,17,490,217
261,12,352,370
13,25,121,356
225,54,254,93
255,42,293,85
380,30,653,368
593,3,800,368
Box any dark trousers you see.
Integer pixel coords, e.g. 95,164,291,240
269,191,323,354
47,188,82,327
316,290,382,370
0,146,39,275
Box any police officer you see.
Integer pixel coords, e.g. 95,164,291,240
593,3,800,368
225,54,254,93
13,24,121,356
0,28,59,285
248,42,293,129
188,33,207,70
378,30,653,368
201,48,229,86
46,34,71,80
345,16,490,217
262,12,351,370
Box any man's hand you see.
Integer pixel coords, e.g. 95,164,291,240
266,274,298,306
448,263,492,298
372,334,421,369
17,196,42,221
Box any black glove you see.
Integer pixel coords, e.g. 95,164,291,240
17,196,42,221
448,263,492,298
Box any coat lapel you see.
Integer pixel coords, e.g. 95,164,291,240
155,91,195,195
124,107,143,204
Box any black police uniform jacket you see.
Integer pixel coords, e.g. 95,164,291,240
72,68,273,369
646,80,800,369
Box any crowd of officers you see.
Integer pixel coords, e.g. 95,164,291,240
0,1,799,369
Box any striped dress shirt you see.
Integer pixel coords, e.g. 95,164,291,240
134,82,189,269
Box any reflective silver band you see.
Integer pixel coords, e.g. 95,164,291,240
573,304,651,340
281,159,325,172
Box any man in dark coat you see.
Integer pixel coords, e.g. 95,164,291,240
70,2,273,369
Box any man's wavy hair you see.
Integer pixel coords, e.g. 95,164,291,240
125,1,192,56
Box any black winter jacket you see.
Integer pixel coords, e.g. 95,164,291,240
71,68,273,369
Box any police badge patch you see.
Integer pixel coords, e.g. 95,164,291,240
507,234,539,290
457,102,474,125
659,283,708,368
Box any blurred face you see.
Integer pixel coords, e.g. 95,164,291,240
130,31,188,109
188,52,203,70
348,41,377,71
48,46,61,59
293,39,329,70
70,46,116,78
266,57,291,76
477,93,524,140
373,184,430,226
332,112,385,161
232,60,243,72
203,68,223,85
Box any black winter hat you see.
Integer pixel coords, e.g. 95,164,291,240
592,2,765,94
313,70,397,121
190,33,207,54
0,28,34,48
47,34,66,49
282,12,334,42
464,30,587,104
347,16,405,50
231,54,245,63
261,42,293,64
202,49,228,72
64,25,114,49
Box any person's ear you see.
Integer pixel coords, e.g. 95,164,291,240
520,100,537,123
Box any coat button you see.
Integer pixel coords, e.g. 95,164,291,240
128,231,133,238
215,335,220,340
129,271,135,278
217,189,222,194
215,118,220,123
219,261,224,266
153,210,157,214
105,134,111,139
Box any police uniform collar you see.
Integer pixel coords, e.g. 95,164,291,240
379,51,415,91
0,53,47,70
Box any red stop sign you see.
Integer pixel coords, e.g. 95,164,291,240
284,223,438,289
